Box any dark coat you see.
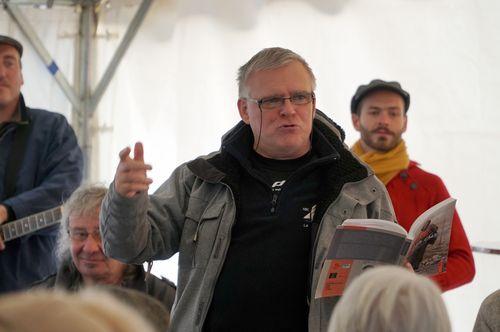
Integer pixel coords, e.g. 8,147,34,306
0,95,83,293
34,257,177,313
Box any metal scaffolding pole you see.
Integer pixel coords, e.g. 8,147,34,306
74,1,95,180
2,0,153,181
3,0,79,6
90,0,153,114
3,2,82,111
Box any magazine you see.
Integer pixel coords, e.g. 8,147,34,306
315,197,456,298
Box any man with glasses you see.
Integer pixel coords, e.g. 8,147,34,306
35,185,176,315
100,47,395,331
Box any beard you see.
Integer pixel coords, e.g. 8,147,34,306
359,125,403,153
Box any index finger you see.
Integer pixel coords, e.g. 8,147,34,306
119,146,132,162
133,142,144,162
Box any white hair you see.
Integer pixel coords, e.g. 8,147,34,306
0,289,155,332
328,265,451,332
237,47,316,97
56,185,107,262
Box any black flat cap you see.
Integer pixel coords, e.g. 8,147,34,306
0,35,23,57
351,79,410,113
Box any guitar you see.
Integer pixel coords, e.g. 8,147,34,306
0,206,62,242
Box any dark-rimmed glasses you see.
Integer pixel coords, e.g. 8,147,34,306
247,92,315,111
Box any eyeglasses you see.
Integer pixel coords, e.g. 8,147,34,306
68,229,101,243
247,92,315,111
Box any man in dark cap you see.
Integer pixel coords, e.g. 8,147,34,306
0,35,83,293
350,79,475,291
0,35,23,54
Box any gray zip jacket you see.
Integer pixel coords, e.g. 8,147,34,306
100,111,395,332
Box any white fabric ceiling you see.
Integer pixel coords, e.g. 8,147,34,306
2,0,499,330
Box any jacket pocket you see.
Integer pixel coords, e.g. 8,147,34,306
179,198,225,269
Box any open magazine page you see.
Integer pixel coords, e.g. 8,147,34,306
315,222,410,299
406,197,456,275
315,198,456,298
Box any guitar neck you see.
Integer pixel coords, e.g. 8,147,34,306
1,206,62,242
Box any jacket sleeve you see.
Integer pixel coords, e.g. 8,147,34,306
100,164,193,264
472,290,500,332
2,114,83,234
429,178,475,291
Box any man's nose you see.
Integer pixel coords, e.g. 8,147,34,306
377,111,390,125
82,235,101,253
279,98,296,116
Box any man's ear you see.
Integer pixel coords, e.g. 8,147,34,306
402,114,408,133
351,113,361,131
312,98,316,119
238,98,250,124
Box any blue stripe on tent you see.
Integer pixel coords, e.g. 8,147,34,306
47,61,59,75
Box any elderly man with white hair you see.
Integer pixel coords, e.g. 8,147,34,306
35,185,176,315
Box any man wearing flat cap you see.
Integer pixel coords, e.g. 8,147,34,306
0,35,83,293
350,79,475,291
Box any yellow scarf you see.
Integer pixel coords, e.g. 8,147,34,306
351,140,410,185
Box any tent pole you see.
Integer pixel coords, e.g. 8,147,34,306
90,0,153,114
74,1,96,181
3,2,81,111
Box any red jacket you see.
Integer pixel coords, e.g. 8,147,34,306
386,161,475,291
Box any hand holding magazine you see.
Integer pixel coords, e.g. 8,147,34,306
315,197,456,298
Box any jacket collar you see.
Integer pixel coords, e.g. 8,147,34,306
17,94,30,124
54,255,144,291
186,109,371,227
54,256,84,291
6,93,30,124
0,94,29,134
188,109,343,183
220,109,344,163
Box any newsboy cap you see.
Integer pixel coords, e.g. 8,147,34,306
351,79,410,113
0,35,23,57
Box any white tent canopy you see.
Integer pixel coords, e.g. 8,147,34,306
2,1,499,331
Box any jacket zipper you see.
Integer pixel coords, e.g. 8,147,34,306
192,221,202,268
270,193,279,214
268,166,311,215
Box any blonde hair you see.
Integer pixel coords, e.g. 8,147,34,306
0,289,155,332
329,266,451,332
